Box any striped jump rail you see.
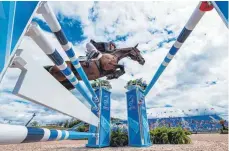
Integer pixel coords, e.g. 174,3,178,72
0,124,95,145
144,2,213,95
37,2,99,103
26,22,97,109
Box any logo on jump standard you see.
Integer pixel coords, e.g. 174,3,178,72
128,95,136,110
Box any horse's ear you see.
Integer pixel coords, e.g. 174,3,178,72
134,43,139,48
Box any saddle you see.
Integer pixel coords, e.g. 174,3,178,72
78,56,104,75
78,53,124,80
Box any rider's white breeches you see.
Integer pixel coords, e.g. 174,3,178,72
86,42,98,53
86,42,102,60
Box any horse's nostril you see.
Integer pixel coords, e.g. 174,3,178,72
141,60,145,65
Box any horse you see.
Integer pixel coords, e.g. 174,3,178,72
44,44,145,90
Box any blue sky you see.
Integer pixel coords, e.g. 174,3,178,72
0,1,228,125
33,16,86,44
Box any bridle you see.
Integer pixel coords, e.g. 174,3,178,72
112,48,133,61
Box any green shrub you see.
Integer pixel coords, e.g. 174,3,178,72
40,126,66,130
110,128,128,147
150,127,191,144
184,129,192,135
77,125,88,132
68,120,81,128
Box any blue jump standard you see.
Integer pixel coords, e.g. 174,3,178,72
86,88,111,148
126,86,152,147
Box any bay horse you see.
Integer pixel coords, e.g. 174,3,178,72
44,44,145,90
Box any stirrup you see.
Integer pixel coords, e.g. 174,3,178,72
87,51,96,59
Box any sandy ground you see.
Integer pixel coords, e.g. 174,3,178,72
0,134,228,151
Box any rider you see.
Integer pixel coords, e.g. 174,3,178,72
86,39,116,60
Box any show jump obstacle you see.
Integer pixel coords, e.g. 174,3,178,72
0,1,228,148
125,1,227,147
126,86,151,147
0,2,111,147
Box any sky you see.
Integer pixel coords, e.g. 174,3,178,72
0,1,228,125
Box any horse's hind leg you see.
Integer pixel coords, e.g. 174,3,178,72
106,69,125,80
60,79,75,90
44,64,67,82
44,60,81,82
44,65,74,90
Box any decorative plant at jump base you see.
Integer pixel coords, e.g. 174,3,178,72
91,79,112,90
124,78,147,90
150,127,191,144
110,128,128,147
219,120,228,134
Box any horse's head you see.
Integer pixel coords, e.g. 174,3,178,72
128,44,145,65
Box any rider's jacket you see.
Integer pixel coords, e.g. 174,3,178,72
90,39,116,53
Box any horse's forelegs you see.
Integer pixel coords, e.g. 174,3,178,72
106,68,125,80
116,64,124,71
49,66,66,81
